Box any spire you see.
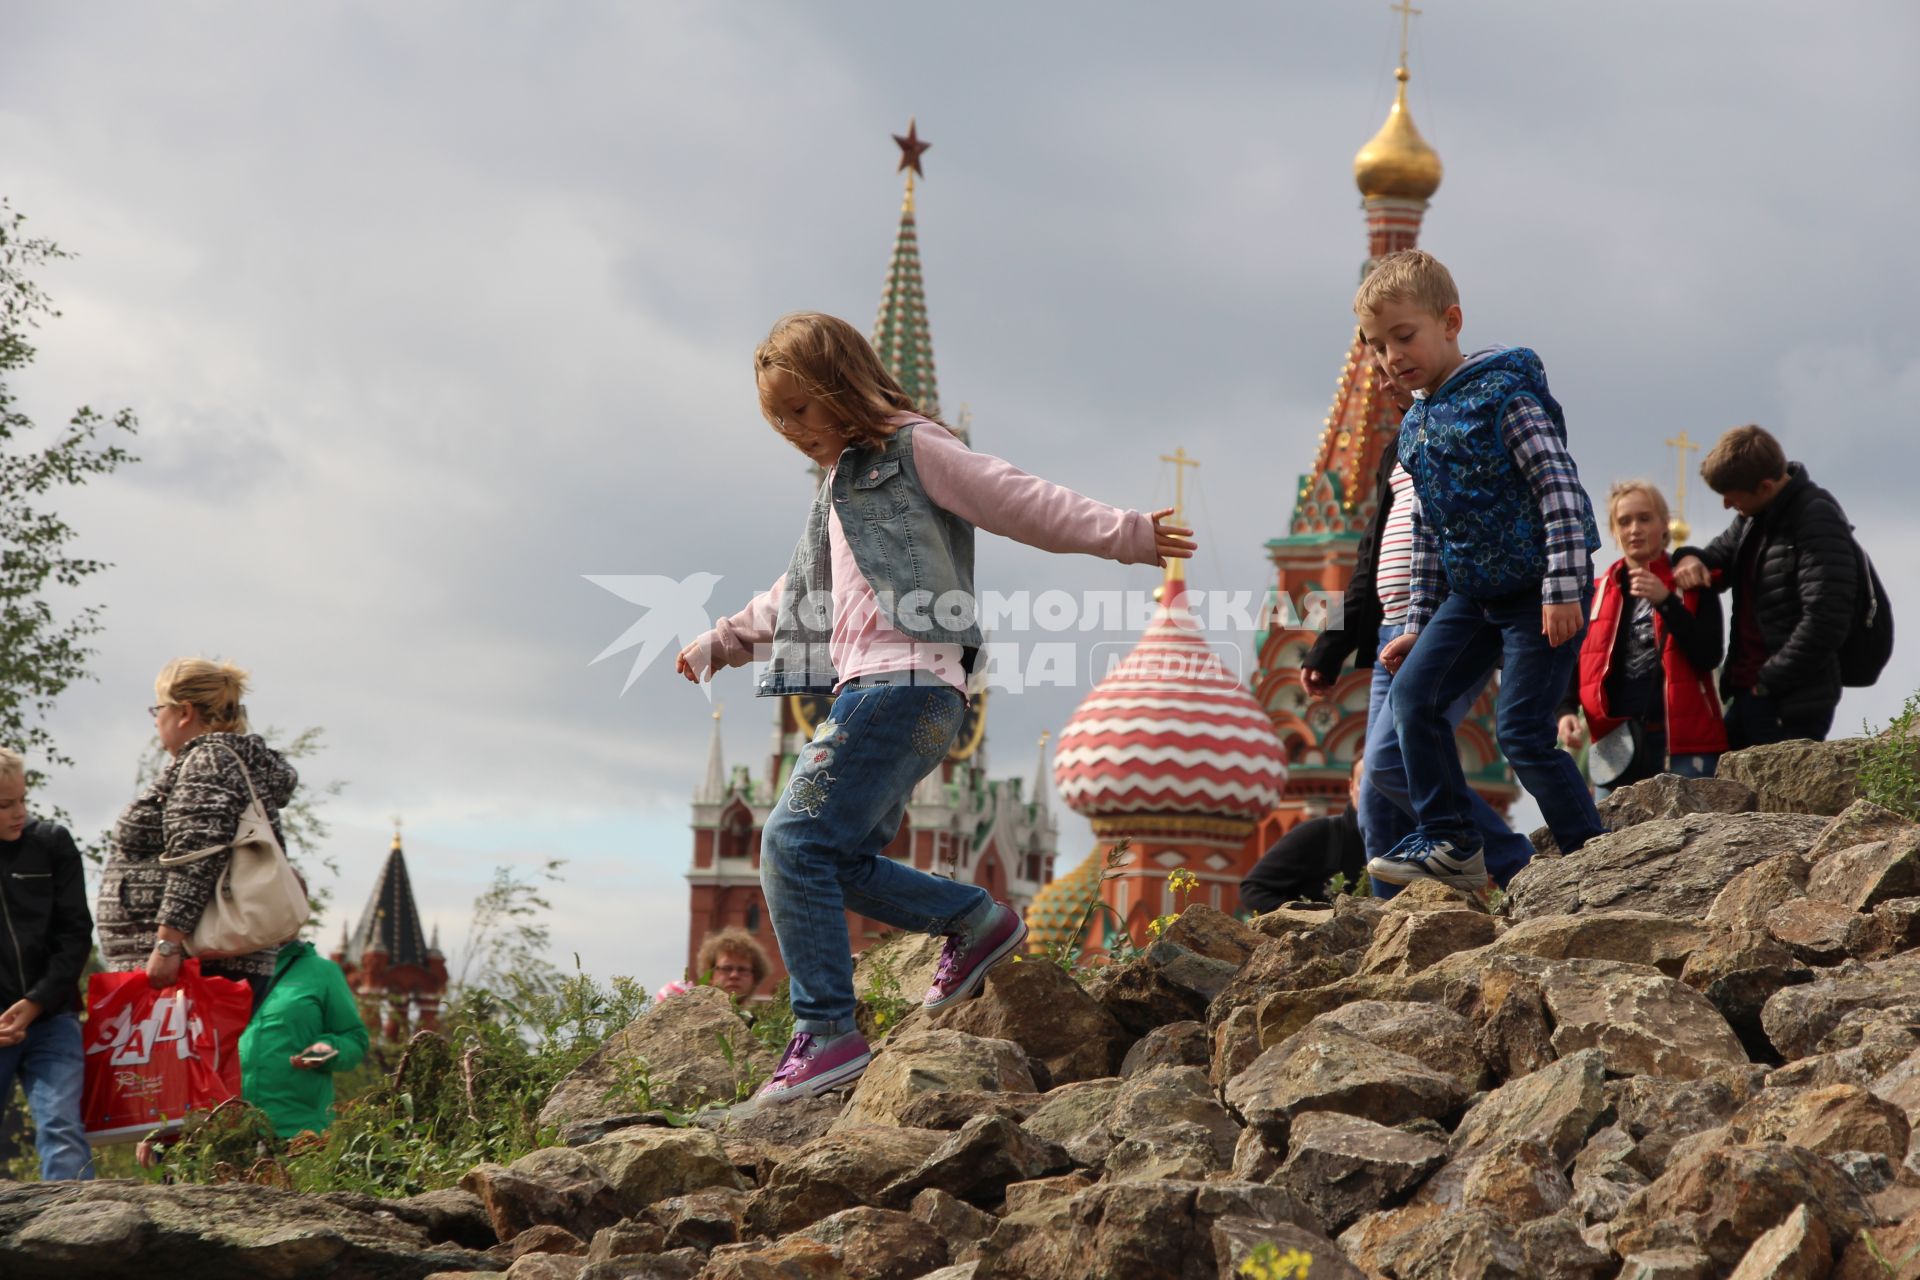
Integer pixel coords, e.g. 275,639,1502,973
348,831,432,970
700,705,727,803
1353,4,1443,263
428,922,443,957
1031,731,1052,819
874,119,940,417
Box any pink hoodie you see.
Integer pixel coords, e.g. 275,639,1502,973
693,419,1160,691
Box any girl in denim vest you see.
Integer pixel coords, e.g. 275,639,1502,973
678,312,1193,1100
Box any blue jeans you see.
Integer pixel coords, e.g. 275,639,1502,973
1391,588,1605,855
0,1011,94,1181
1363,622,1537,890
760,680,991,1036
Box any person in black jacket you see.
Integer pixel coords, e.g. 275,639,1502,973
1673,426,1858,747
0,747,96,1180
1241,760,1368,911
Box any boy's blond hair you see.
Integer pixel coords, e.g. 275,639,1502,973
1606,480,1671,534
1354,249,1459,320
1699,425,1788,495
0,747,23,783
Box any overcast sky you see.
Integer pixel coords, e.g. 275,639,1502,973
5,1,1917,989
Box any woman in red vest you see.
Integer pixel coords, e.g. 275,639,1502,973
1558,481,1727,794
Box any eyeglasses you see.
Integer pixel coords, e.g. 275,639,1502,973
147,704,173,718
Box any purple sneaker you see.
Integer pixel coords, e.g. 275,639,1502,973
923,902,1029,1011
754,1030,872,1102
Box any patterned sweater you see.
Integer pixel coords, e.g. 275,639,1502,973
97,732,299,980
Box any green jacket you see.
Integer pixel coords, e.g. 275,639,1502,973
239,941,370,1139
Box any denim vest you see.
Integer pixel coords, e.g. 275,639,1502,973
1397,347,1600,599
755,421,982,696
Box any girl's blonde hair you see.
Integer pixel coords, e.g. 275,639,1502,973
155,657,252,734
753,312,935,450
0,747,24,783
1606,479,1671,534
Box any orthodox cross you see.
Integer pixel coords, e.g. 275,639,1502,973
1666,431,1700,545
1159,447,1201,522
1391,0,1422,67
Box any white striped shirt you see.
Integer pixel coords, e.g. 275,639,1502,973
1376,464,1417,625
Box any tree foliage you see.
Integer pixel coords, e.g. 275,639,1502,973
0,200,139,790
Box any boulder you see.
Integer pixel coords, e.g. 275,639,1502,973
1530,957,1749,1079
582,1221,667,1263
1514,1214,1616,1280
1599,773,1759,829
463,1148,627,1245
1204,933,1354,1037
1505,813,1831,922
1487,910,1711,977
1018,1078,1125,1168
745,1127,946,1237
881,1113,1071,1205
1724,1204,1832,1280
503,1256,585,1280
1336,1202,1449,1274
1210,1004,1263,1092
1707,855,1812,931
502,1225,586,1258
833,1029,1036,1131
1606,1067,1768,1179
1103,1065,1241,1167
999,1174,1094,1217
1679,928,1815,1064
698,1089,845,1161
1300,999,1487,1094
1456,959,1558,1083
1854,897,1920,960
0,1180,501,1280
539,987,772,1132
1569,1124,1649,1225
1762,953,1920,1060
1275,1109,1446,1233
1454,1136,1573,1223
1718,737,1869,815
317,1188,499,1252
1810,797,1920,860
1449,1048,1610,1167
1102,1120,1233,1183
1729,1082,1911,1161
1608,1141,1872,1271
1366,1207,1531,1279
1617,1249,1716,1280
975,1180,1320,1280
798,1206,949,1280
928,954,1130,1086
853,932,948,1036
1766,897,1862,965
1224,1021,1470,1151
1806,833,1920,912
578,1250,703,1280
698,1237,848,1279
908,1188,997,1265
1360,907,1498,976
1119,1020,1210,1077
1833,1215,1920,1280
642,1188,750,1253
1210,1219,1365,1280
575,1127,746,1216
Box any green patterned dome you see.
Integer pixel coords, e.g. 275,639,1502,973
1025,846,1105,952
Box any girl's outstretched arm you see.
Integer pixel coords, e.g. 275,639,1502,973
677,575,785,683
913,423,1176,565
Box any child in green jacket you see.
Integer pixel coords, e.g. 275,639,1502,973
238,941,369,1139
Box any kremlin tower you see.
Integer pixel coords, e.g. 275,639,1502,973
1246,35,1516,848
331,829,448,1041
682,123,1058,989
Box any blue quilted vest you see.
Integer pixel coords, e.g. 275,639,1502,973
1396,347,1601,599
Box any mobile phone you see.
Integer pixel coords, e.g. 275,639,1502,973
293,1042,338,1066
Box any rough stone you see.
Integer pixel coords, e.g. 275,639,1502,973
798,1206,948,1280
882,1113,1071,1205
1679,928,1815,1063
975,1180,1320,1280
1514,1213,1616,1280
892,1091,1039,1132
908,1188,998,1264
927,953,1131,1086
504,1225,587,1258
1225,1020,1470,1151
1209,1004,1263,1093
698,1090,845,1162
1103,1120,1233,1183
1119,1020,1210,1077
583,1222,666,1264
1766,897,1863,965
1617,1250,1716,1280
463,1148,627,1245
1450,1048,1610,1166
642,1188,750,1253
576,1127,746,1216
1708,855,1812,931
1724,1203,1831,1280
1833,1215,1920,1280
1807,833,1920,912
1537,957,1749,1079
1097,947,1241,1037
1763,954,1920,1060
1809,798,1920,862
853,932,948,1040
1487,910,1711,977
504,1255,584,1280
1608,1141,1873,1271
699,1237,848,1280
540,987,772,1132
833,1030,1036,1131
1361,907,1498,976
1210,1219,1365,1280
1459,960,1558,1083
577,1249,702,1280
1600,773,1760,829
1017,1077,1124,1168
316,1188,499,1252
1505,813,1831,923
745,1127,946,1238
0,1181,500,1280
1336,1202,1448,1275
1275,1109,1446,1233
998,1174,1094,1217
1855,897,1920,960
1300,999,1488,1094
1103,1065,1240,1167
1730,1082,1912,1160
1606,1067,1768,1179
1718,737,1868,815
1454,1137,1573,1223
1368,1207,1531,1279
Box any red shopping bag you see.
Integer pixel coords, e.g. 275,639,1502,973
81,961,253,1144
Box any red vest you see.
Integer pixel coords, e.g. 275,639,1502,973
1579,556,1728,756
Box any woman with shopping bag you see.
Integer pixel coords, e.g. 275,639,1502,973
96,658,307,1011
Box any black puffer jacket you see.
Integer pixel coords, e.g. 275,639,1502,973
0,820,94,1018
1683,462,1857,719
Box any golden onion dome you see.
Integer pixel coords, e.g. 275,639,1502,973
1354,67,1443,201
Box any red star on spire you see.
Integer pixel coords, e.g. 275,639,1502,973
892,119,931,178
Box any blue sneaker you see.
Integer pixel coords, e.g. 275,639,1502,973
1367,833,1488,891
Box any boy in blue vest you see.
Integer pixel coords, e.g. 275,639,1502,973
1355,250,1606,890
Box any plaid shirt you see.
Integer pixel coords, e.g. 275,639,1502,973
1405,392,1591,632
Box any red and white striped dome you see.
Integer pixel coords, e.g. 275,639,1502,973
1053,576,1287,837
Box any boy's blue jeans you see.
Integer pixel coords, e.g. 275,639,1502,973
760,680,992,1037
1363,623,1537,890
0,1011,95,1181
1390,588,1605,856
